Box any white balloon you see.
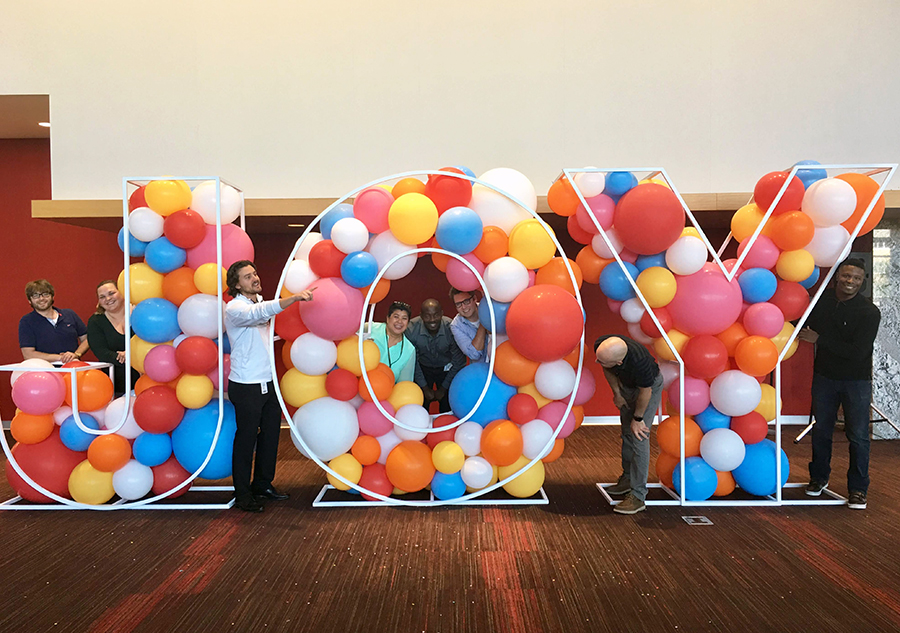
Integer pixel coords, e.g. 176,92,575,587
627,322,655,345
10,358,54,385
709,370,762,417
699,428,746,472
290,427,312,459
591,228,623,259
284,260,319,295
666,236,707,275
190,180,243,225
478,167,537,210
375,430,403,465
806,225,851,268
521,419,554,460
294,233,324,261
178,294,220,338
454,421,483,457
659,361,680,389
483,257,529,303
619,298,645,324
801,178,857,227
331,217,370,255
112,460,154,500
53,405,73,425
394,404,432,441
292,397,359,461
534,360,576,401
128,207,164,242
348,394,364,410
469,168,536,235
367,231,417,280
573,169,606,198
104,395,143,439
88,404,106,428
173,334,188,348
460,455,493,489
291,332,337,375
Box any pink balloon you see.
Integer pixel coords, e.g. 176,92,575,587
668,268,743,336
353,187,393,233
11,371,65,415
445,253,484,292
575,194,615,235
143,345,181,383
722,258,743,275
572,367,597,406
742,302,785,338
186,224,254,270
620,249,638,264
527,269,536,287
737,235,780,270
298,277,365,340
358,400,395,436
667,377,710,416
207,354,231,391
538,401,576,439
606,298,623,313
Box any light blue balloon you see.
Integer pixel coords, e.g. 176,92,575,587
694,404,731,433
320,203,355,240
144,236,187,274
341,251,378,288
171,401,237,480
604,171,638,197
452,165,477,183
435,206,483,254
133,432,173,467
59,414,100,452
793,160,828,190
477,299,510,335
431,471,466,500
598,261,639,301
118,227,148,257
800,266,820,290
132,298,181,344
635,252,667,272
732,439,789,497
449,363,516,427
738,268,778,304
672,456,718,501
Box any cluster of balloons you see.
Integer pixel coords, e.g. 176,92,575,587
554,164,885,501
282,167,596,501
5,179,246,505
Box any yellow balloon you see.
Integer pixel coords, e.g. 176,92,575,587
327,453,363,491
517,382,552,409
388,193,438,245
653,329,690,362
639,177,670,189
281,369,327,408
118,263,164,304
144,179,192,216
498,455,545,498
508,219,556,269
466,464,499,493
176,374,214,409
681,227,701,239
636,266,677,308
755,383,780,422
432,441,465,474
388,381,424,410
130,336,169,374
194,263,226,295
771,322,799,360
775,249,815,282
68,460,115,505
335,335,381,377
731,203,765,242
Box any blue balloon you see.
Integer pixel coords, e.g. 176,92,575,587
118,227,148,257
59,414,100,452
738,268,778,304
604,171,638,197
635,252,667,272
171,401,237,479
133,432,173,467
598,261,639,301
449,363,517,427
800,266,820,290
793,160,828,190
218,333,231,355
477,299,510,335
452,165,477,183
435,206,483,254
431,471,466,500
144,236,187,274
732,439,789,497
694,404,731,433
672,456,718,501
320,203,354,240
340,251,378,288
132,298,181,343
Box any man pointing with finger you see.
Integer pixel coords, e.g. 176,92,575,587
595,335,664,515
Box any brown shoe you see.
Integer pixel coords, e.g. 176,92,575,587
605,476,632,496
614,493,646,515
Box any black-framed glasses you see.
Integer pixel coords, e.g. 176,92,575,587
30,292,52,299
454,297,474,308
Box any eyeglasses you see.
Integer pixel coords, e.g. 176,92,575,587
30,292,52,299
454,297,474,308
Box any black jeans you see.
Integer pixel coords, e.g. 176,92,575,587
229,380,282,500
809,374,871,493
420,365,451,414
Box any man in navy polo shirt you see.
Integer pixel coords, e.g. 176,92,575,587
18,279,88,364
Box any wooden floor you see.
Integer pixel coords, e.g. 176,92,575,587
2,426,899,633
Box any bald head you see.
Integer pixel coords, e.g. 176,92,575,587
596,337,627,367
421,298,443,333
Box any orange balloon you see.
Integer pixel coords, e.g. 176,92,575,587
769,210,815,251
87,434,132,472
572,405,585,430
281,340,294,370
541,438,565,463
359,366,394,402
656,452,681,489
656,416,702,457
713,470,736,497
384,440,435,492
361,278,391,304
392,177,426,198
576,245,612,285
716,322,749,357
493,341,539,387
535,257,583,296
162,267,199,307
134,375,176,396
547,177,579,216
837,173,886,236
10,411,55,444
562,347,580,369
735,335,778,377
351,435,381,466
480,420,524,467
431,251,451,272
64,369,114,412
472,226,509,264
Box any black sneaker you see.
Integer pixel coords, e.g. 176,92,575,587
848,491,867,510
234,496,264,513
806,480,828,496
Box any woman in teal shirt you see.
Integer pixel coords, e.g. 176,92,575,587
370,301,416,383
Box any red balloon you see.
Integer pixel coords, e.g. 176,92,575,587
769,280,810,321
151,456,191,499
308,240,345,278
425,414,458,448
506,285,584,362
359,463,393,501
566,214,593,245
639,307,673,338
424,168,472,213
175,336,219,375
613,183,685,255
753,171,805,215
731,411,768,444
128,186,147,212
274,302,309,341
682,335,729,379
325,368,358,401
163,209,206,249
4,428,84,502
133,386,185,434
507,393,539,425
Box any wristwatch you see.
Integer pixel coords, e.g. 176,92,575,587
632,415,644,422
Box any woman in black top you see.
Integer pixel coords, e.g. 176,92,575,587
87,280,138,395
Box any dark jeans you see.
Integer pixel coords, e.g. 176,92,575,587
809,374,871,493
420,365,451,414
229,380,282,500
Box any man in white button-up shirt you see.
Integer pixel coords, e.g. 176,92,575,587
225,260,314,513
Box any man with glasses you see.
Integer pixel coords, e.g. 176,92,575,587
19,279,89,364
448,287,489,362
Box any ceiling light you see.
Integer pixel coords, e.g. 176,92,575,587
38,122,51,128
287,223,305,228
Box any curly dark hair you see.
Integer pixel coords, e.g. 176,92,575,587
226,260,257,297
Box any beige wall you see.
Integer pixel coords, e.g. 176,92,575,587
3,0,898,199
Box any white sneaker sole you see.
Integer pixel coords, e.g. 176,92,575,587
613,504,646,515
805,484,828,497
